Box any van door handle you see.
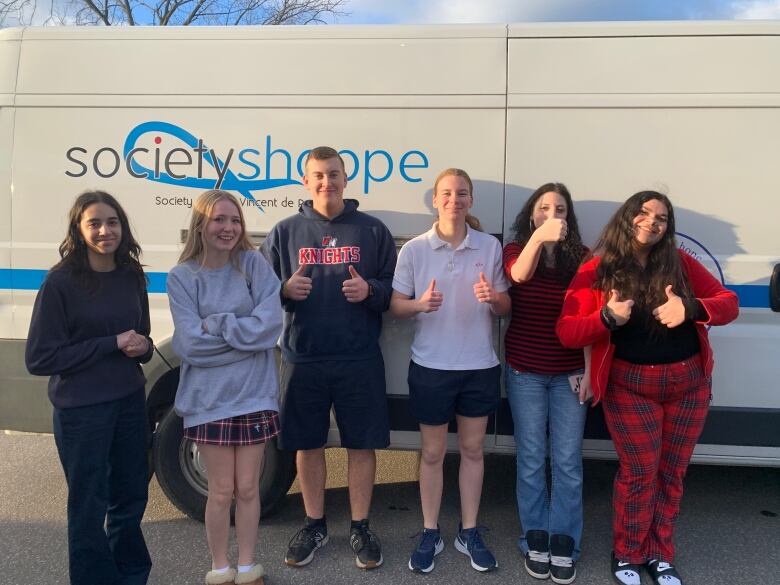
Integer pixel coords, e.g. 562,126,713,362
771,263,780,312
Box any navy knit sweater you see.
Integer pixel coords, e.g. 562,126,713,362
25,266,153,409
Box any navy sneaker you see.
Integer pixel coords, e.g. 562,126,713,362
408,527,444,573
454,524,497,572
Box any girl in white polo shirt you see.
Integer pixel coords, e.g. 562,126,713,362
390,168,510,575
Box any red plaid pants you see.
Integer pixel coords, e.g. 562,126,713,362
603,356,710,563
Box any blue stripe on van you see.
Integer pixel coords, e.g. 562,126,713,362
0,268,168,294
0,268,772,308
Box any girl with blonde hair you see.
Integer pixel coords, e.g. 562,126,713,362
168,190,283,585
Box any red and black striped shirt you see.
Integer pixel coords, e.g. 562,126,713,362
503,242,585,375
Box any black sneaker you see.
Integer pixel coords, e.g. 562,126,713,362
550,534,576,584
646,559,683,585
611,552,642,585
524,529,551,579
350,519,383,569
285,517,328,567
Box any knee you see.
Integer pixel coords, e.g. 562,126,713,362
459,440,484,463
207,478,235,507
420,444,445,467
234,479,259,504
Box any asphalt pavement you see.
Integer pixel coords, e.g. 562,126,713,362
1,432,778,585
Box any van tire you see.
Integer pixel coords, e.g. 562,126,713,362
152,406,297,522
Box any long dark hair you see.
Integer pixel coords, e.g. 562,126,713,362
510,182,587,284
52,191,146,293
595,190,690,309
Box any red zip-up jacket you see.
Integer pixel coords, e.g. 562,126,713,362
556,251,739,404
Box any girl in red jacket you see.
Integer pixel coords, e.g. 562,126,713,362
556,191,738,585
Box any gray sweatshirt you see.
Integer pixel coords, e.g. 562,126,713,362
167,250,283,428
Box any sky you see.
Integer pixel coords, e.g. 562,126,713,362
337,0,780,23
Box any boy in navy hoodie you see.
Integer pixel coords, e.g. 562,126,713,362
262,146,396,571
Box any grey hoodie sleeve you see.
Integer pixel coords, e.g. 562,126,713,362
167,268,252,367
202,253,283,352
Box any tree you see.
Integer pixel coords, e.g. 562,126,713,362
2,0,347,27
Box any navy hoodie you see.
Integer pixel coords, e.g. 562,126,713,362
262,199,396,362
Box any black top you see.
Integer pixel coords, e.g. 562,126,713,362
25,266,153,408
261,199,397,363
612,300,705,365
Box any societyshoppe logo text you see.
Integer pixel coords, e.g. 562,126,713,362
65,121,430,209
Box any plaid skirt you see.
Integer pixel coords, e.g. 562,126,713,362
183,410,280,446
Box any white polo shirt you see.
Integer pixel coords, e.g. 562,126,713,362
392,224,509,371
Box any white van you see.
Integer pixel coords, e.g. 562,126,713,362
1,22,778,520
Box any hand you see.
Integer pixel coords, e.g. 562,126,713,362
578,373,593,404
532,217,568,244
342,265,370,303
417,278,443,313
116,329,135,350
118,330,149,357
283,264,313,301
606,289,634,326
473,272,497,304
652,284,686,328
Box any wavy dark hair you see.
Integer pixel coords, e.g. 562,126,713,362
52,191,146,294
595,190,690,310
510,182,587,284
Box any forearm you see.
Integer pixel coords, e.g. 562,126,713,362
489,291,511,316
389,296,421,319
510,238,544,283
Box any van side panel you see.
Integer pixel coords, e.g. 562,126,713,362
501,28,780,464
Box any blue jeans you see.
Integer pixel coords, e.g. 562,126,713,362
53,389,152,585
505,367,587,560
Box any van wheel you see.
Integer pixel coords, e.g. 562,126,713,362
152,407,296,522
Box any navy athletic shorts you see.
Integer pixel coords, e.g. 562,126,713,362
407,360,501,426
278,354,390,451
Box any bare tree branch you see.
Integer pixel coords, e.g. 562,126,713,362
55,0,345,26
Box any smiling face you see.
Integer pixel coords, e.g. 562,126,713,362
79,202,121,263
532,191,568,228
203,198,243,258
632,198,669,250
303,156,347,218
433,174,473,224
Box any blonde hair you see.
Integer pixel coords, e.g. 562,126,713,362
178,190,255,267
433,168,482,231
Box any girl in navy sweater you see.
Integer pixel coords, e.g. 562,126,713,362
26,191,153,585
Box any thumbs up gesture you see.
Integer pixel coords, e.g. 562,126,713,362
342,264,370,303
417,278,444,313
473,271,497,304
283,264,313,301
606,289,634,326
652,284,686,328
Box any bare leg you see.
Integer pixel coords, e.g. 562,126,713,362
297,448,326,519
347,449,376,520
199,444,236,569
418,424,449,529
234,443,266,566
456,415,488,529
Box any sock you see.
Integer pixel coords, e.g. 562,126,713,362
237,564,254,574
211,566,231,574
306,515,325,526
351,518,368,529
